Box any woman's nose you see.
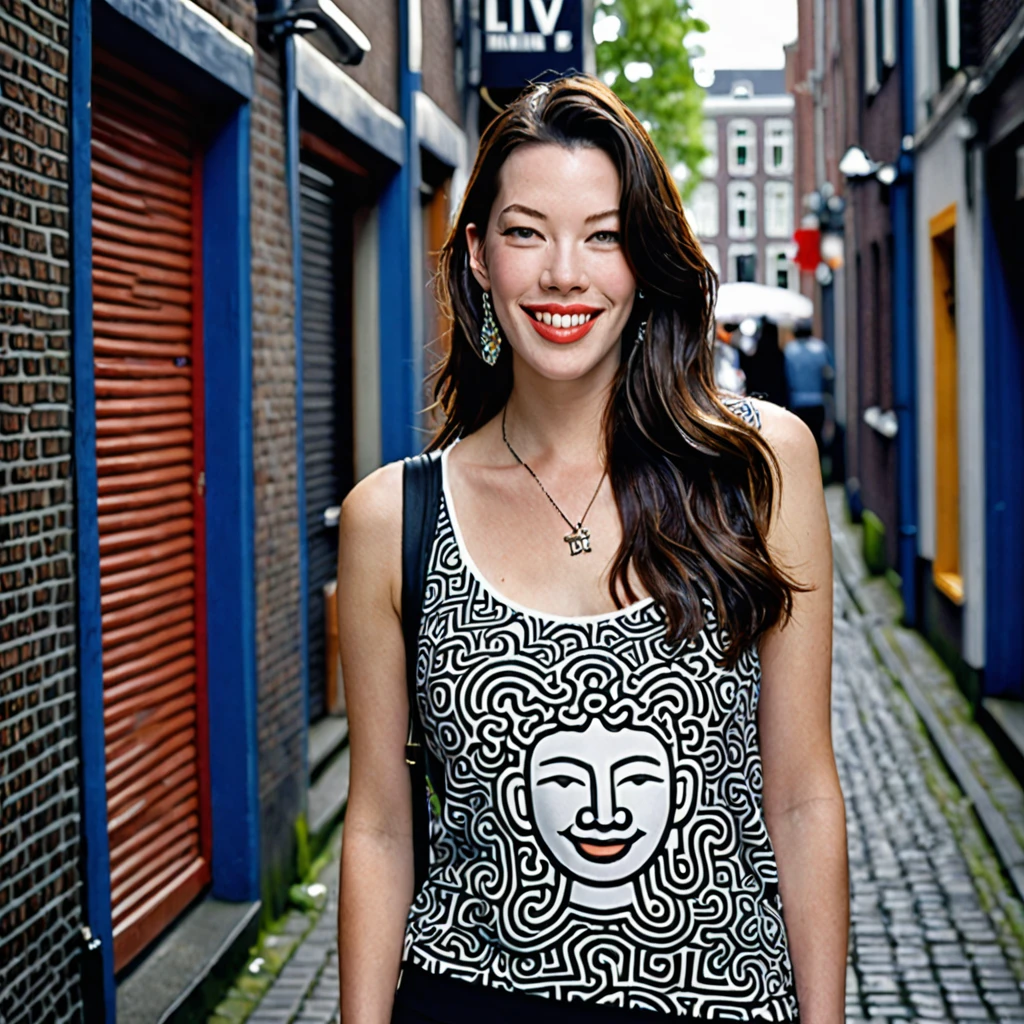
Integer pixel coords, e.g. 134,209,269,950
541,241,589,293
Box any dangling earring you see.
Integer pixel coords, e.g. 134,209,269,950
480,291,501,366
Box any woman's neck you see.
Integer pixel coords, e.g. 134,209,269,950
502,353,617,469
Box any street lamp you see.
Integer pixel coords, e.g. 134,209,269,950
258,0,371,65
839,144,898,186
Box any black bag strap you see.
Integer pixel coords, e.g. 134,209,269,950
401,451,444,895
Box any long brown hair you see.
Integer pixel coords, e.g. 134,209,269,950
428,74,809,667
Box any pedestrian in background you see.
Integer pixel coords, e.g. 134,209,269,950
783,318,835,460
336,74,847,1024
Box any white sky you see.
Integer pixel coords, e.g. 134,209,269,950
685,0,799,71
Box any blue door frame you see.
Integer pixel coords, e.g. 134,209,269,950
983,193,1024,697
71,1,260,1015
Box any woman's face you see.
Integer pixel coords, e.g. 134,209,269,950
466,142,637,382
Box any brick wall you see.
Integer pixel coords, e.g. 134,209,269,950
327,0,399,112
0,0,82,1021
251,41,305,913
421,0,461,125
850,49,902,565
190,0,305,915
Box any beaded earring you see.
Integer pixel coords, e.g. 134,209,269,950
480,291,501,366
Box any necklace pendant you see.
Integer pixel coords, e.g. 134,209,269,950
564,524,592,556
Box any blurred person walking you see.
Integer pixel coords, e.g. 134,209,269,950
783,318,834,460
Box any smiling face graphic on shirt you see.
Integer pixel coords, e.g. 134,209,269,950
525,720,674,888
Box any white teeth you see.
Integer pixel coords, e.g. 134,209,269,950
582,313,591,322
542,311,552,325
568,314,577,326
552,313,563,328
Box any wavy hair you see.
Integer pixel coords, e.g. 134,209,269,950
426,74,809,667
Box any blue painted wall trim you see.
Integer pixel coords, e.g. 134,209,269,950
284,35,312,759
295,36,407,166
378,0,423,461
98,0,254,98
378,170,416,461
74,13,259,1015
203,104,262,898
982,196,1024,697
893,0,919,626
71,2,116,1018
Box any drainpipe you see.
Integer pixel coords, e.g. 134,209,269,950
892,0,919,624
402,0,425,448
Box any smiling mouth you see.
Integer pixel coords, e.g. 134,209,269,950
520,306,603,345
558,828,646,863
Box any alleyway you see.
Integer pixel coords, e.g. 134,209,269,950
211,495,1024,1024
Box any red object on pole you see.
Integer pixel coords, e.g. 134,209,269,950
793,228,821,272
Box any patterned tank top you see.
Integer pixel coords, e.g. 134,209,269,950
402,398,800,1020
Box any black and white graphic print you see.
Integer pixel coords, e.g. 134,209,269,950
403,398,799,1020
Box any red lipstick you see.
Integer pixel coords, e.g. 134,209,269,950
521,304,604,345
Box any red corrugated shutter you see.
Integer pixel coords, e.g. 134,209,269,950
91,52,210,972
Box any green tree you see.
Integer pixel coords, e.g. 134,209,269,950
594,0,709,199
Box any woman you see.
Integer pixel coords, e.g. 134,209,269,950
338,75,847,1024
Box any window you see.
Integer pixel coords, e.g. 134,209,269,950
699,121,719,177
687,182,719,238
764,119,793,175
727,181,757,240
764,182,794,238
728,243,757,283
930,204,961,603
701,243,721,278
727,119,757,176
863,0,881,94
765,244,799,291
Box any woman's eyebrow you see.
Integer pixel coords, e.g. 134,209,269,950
500,203,547,220
585,208,619,223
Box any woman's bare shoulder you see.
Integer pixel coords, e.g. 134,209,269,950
341,460,404,530
338,461,406,591
745,397,818,466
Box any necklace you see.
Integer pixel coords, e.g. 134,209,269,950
501,403,606,557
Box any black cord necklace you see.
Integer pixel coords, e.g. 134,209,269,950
501,402,606,556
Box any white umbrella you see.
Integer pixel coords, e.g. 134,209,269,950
715,282,813,326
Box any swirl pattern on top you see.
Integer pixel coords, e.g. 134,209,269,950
402,396,798,1020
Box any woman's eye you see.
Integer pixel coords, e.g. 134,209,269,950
504,226,537,240
590,230,621,244
540,775,584,788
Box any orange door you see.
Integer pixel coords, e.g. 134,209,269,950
91,52,210,971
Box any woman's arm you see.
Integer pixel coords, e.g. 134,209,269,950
754,400,848,1024
336,462,414,1024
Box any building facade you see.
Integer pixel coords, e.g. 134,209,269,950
688,69,800,296
0,0,470,1020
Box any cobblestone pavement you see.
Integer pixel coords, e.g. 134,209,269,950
218,531,1024,1023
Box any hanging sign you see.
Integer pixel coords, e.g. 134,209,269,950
479,0,585,88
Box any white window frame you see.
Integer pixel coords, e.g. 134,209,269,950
764,182,793,239
765,243,799,292
727,181,757,240
864,0,880,94
699,120,719,177
764,119,793,176
943,0,960,71
701,243,721,279
687,182,719,239
727,119,757,176
728,243,758,283
882,0,897,67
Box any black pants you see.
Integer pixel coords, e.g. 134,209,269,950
391,964,699,1023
